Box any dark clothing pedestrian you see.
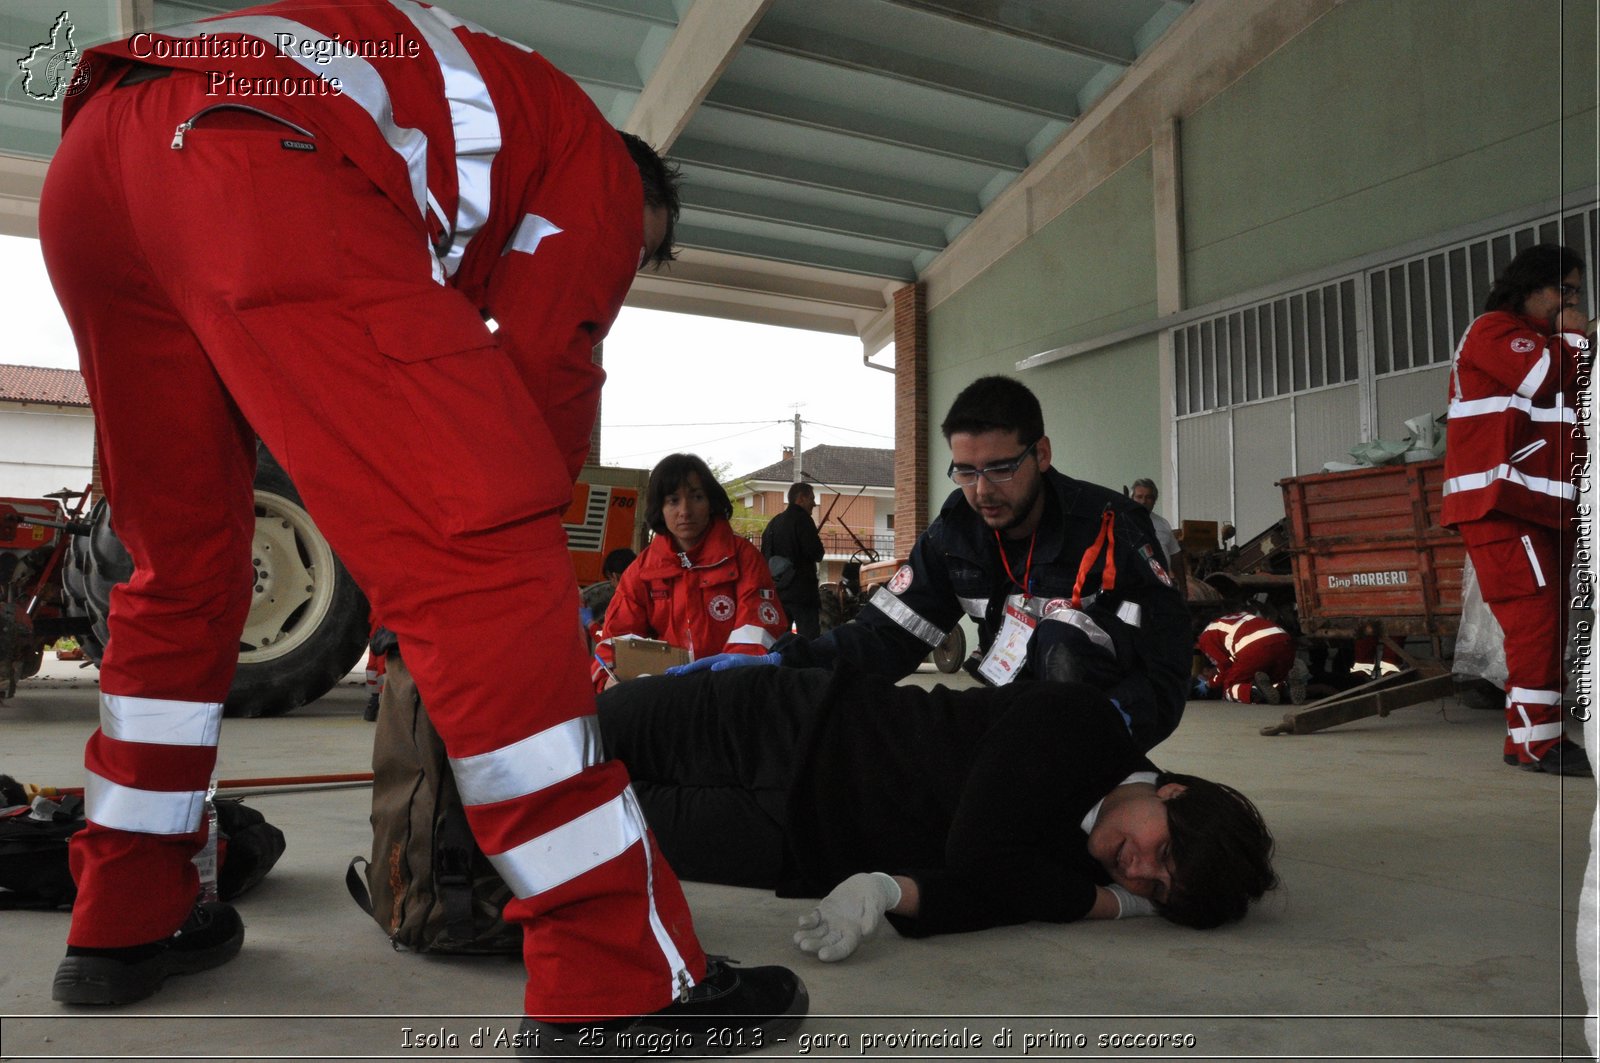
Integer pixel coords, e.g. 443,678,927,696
762,501,826,638
598,666,1153,938
776,468,1190,751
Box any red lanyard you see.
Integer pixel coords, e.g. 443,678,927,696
1070,507,1117,608
995,529,1036,596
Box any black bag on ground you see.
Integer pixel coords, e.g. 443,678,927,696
0,775,284,910
345,652,520,955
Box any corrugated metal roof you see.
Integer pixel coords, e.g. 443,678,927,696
0,363,89,407
739,443,893,488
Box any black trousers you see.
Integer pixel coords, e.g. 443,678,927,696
597,668,832,889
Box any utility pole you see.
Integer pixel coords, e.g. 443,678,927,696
792,411,803,485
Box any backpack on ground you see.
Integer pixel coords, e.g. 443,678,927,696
345,652,520,955
0,776,284,910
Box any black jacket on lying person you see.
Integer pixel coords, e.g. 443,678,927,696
597,665,1154,938
775,467,1190,750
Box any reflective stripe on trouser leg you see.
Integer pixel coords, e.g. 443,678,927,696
1508,688,1565,761
39,82,255,947
69,697,225,946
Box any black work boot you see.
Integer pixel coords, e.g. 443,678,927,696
1252,672,1282,705
53,901,244,1005
517,956,807,1059
1518,739,1593,777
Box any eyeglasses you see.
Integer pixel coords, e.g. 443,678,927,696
1556,283,1581,297
948,441,1038,486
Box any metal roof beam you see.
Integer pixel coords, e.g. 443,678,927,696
699,89,1027,171
676,225,916,281
623,0,772,150
672,137,981,219
741,25,1078,122
880,0,1137,67
689,187,948,251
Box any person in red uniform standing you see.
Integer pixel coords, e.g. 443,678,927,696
1193,611,1303,705
594,454,788,689
38,0,806,1048
1443,243,1594,776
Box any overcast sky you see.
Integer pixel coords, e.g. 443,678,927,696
1,233,895,480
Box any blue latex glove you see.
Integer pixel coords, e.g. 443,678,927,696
665,652,781,676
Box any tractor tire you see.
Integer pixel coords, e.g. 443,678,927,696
932,625,966,674
61,445,370,717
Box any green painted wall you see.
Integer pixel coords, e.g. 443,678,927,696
926,151,1161,495
1182,0,1598,305
922,0,1596,523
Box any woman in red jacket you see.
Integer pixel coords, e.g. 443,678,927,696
594,454,788,689
1443,243,1593,775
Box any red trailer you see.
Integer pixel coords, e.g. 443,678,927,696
1262,458,1462,735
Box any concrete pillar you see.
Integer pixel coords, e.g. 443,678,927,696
1152,117,1185,522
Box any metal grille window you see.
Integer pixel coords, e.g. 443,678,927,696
1174,279,1360,415
1175,202,1600,417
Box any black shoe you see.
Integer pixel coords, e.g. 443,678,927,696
1253,672,1282,705
517,956,807,1058
52,901,244,1005
1518,740,1593,777
1287,659,1310,705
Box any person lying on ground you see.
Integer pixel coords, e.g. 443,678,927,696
597,665,1278,962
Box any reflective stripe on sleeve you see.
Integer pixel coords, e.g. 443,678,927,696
489,792,641,898
725,625,777,649
957,596,988,620
391,0,502,276
1040,604,1115,656
867,586,946,647
1447,393,1574,423
1442,465,1577,502
99,694,222,748
85,772,206,835
450,715,601,807
506,214,565,257
1513,349,1551,398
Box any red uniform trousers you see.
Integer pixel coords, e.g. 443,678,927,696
1459,518,1569,763
39,71,704,1019
1198,619,1295,704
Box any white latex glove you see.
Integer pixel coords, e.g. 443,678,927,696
1106,883,1157,919
793,872,901,962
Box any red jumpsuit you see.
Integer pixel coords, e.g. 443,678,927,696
593,519,788,689
40,0,705,1020
1442,310,1587,765
1197,613,1296,703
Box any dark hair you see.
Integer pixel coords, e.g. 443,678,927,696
644,454,732,536
1132,478,1159,500
602,547,637,579
1156,771,1278,929
786,482,814,504
617,131,681,266
939,375,1044,445
1484,243,1584,314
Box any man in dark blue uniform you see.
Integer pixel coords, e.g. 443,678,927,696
760,376,1190,752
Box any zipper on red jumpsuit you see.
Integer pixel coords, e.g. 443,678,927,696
172,104,316,149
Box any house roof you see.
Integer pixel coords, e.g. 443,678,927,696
739,444,894,490
0,364,89,408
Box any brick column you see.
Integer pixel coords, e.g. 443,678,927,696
892,282,929,558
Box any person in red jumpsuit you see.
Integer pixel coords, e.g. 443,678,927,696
1443,243,1593,776
38,0,806,1048
1194,612,1303,705
594,454,788,689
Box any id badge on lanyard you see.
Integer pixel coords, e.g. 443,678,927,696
978,596,1037,686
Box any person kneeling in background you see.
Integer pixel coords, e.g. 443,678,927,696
597,666,1277,962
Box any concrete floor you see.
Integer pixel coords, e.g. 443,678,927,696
0,656,1593,1062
